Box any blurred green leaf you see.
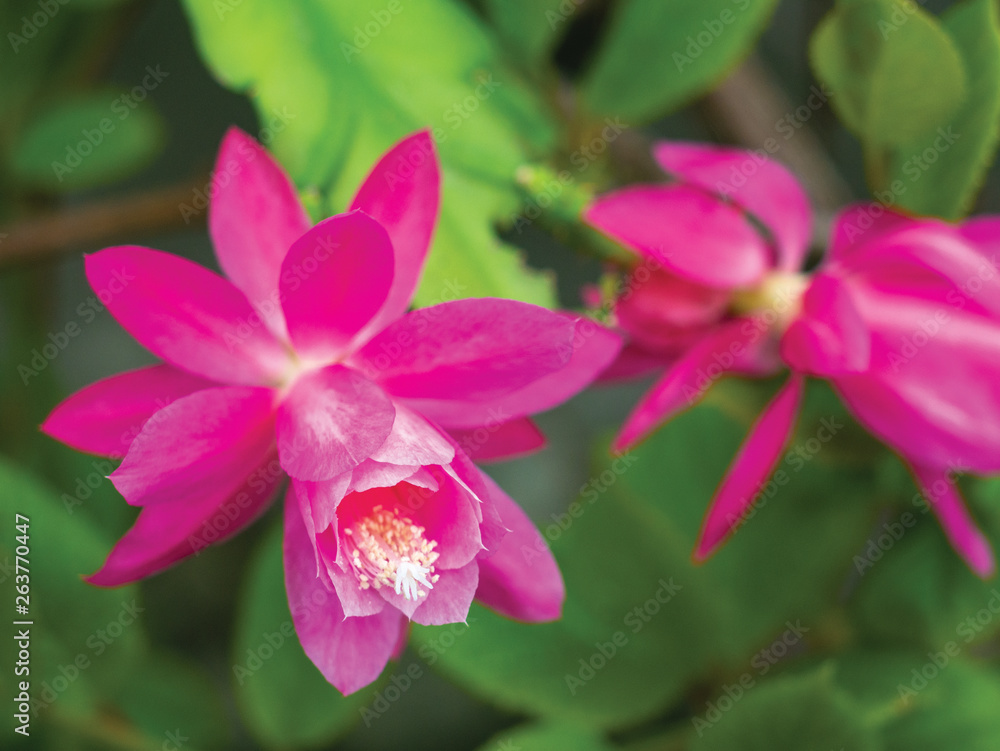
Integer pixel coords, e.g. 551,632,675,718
846,465,1000,650
182,0,558,307
689,666,881,751
477,720,614,751
887,0,1000,219
415,396,875,729
483,0,571,68
11,90,165,192
113,653,230,750
580,0,779,123
810,0,966,150
233,521,374,749
834,651,1000,751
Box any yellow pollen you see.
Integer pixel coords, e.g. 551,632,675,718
345,505,440,601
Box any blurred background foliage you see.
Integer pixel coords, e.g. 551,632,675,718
3,0,1000,749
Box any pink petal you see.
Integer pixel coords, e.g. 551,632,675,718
280,211,394,360
41,365,213,458
111,387,277,507
653,141,813,271
284,492,404,695
87,448,281,587
780,274,871,375
835,223,1000,318
911,464,996,578
404,316,621,429
615,265,732,352
614,320,769,451
828,203,915,260
368,403,454,467
474,472,564,622
584,184,771,288
353,299,576,402
295,474,351,546
290,480,387,619
276,365,395,481
350,130,441,336
209,127,312,340
597,343,670,383
833,292,1000,472
447,418,547,463
85,246,291,385
348,461,421,495
409,562,479,626
958,216,1000,260
695,375,805,559
441,442,507,554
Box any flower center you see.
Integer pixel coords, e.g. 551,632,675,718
344,505,440,601
730,271,809,331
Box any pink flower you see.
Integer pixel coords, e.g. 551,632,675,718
585,141,811,447
587,141,999,577
43,128,621,692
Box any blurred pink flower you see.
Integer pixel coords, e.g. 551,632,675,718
587,141,999,578
43,128,620,693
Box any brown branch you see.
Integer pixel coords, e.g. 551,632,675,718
0,175,211,267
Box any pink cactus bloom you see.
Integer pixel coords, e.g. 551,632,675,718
43,128,621,693
586,141,999,578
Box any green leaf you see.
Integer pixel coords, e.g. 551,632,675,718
10,90,165,192
834,651,1000,751
233,521,374,749
113,653,231,750
415,394,875,730
689,667,881,751
887,0,1000,219
810,0,966,148
580,0,780,123
182,0,557,307
483,0,571,68
413,495,696,730
477,720,614,751
847,466,1000,650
